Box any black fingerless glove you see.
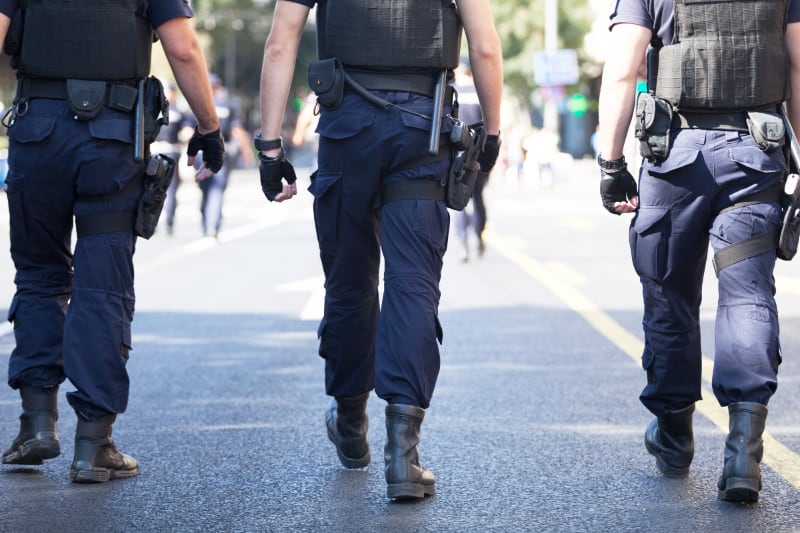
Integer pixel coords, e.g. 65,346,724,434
259,150,297,202
599,167,638,215
477,133,501,172
187,128,225,173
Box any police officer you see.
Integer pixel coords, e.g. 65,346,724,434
0,1,224,483
597,0,800,502
257,0,502,499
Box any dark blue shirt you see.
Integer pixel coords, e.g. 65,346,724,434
610,0,800,46
0,0,192,28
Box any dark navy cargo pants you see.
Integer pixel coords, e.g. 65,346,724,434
632,128,784,417
5,99,143,419
310,90,451,408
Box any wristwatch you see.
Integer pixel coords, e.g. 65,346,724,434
597,154,627,171
254,132,282,152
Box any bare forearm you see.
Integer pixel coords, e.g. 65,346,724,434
157,18,219,133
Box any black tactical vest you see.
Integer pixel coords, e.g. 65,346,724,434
316,0,462,70
655,0,790,111
10,0,153,81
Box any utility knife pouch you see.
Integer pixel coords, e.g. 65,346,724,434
66,79,106,121
635,91,672,162
307,58,344,110
747,110,785,152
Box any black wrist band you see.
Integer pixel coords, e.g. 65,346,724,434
258,148,284,162
598,154,626,171
254,133,282,151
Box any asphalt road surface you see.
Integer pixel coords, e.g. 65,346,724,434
2,154,800,531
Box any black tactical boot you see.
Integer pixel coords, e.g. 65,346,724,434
2,386,61,465
718,402,768,503
69,414,138,483
384,404,435,500
644,404,695,477
326,392,370,468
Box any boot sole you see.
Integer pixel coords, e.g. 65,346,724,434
2,437,60,465
719,478,760,503
326,425,370,469
387,482,435,500
70,465,139,483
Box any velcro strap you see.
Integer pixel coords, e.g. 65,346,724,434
381,180,445,205
75,211,137,237
712,231,776,275
673,111,749,132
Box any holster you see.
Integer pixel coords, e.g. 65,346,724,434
142,76,168,144
135,154,176,239
746,110,785,152
635,91,673,162
446,122,487,211
66,79,106,121
778,173,800,260
308,58,345,110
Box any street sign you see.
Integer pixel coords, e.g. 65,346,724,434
533,49,580,87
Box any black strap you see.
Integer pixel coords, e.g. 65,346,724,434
673,111,749,132
712,186,783,274
75,210,137,237
17,78,138,112
346,70,439,96
381,179,445,205
713,231,776,274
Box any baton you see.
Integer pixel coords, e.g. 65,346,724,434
428,70,447,155
134,79,145,162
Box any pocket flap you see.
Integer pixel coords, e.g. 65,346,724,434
648,148,699,174
9,115,55,143
88,117,133,144
632,205,669,235
307,171,342,198
730,144,786,173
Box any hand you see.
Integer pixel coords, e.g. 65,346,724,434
600,167,638,215
187,128,225,180
259,151,298,202
478,133,501,172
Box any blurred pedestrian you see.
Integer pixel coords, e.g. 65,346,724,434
150,82,188,235
453,59,490,262
257,0,502,500
188,74,254,238
1,1,223,482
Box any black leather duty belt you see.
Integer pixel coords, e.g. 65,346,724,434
346,70,451,99
16,78,138,113
673,111,749,132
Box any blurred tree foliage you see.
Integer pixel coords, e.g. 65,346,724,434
191,0,596,117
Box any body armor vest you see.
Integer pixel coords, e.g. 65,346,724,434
654,0,790,111
10,0,153,81
316,0,462,71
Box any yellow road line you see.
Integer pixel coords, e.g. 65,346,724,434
486,230,800,490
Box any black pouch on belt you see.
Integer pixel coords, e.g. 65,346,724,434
66,79,106,121
635,91,672,162
746,110,785,152
307,58,345,110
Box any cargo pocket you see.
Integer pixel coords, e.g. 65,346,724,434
308,170,343,254
316,105,374,140
79,118,138,196
645,148,699,177
728,143,787,175
120,320,132,361
629,206,670,281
